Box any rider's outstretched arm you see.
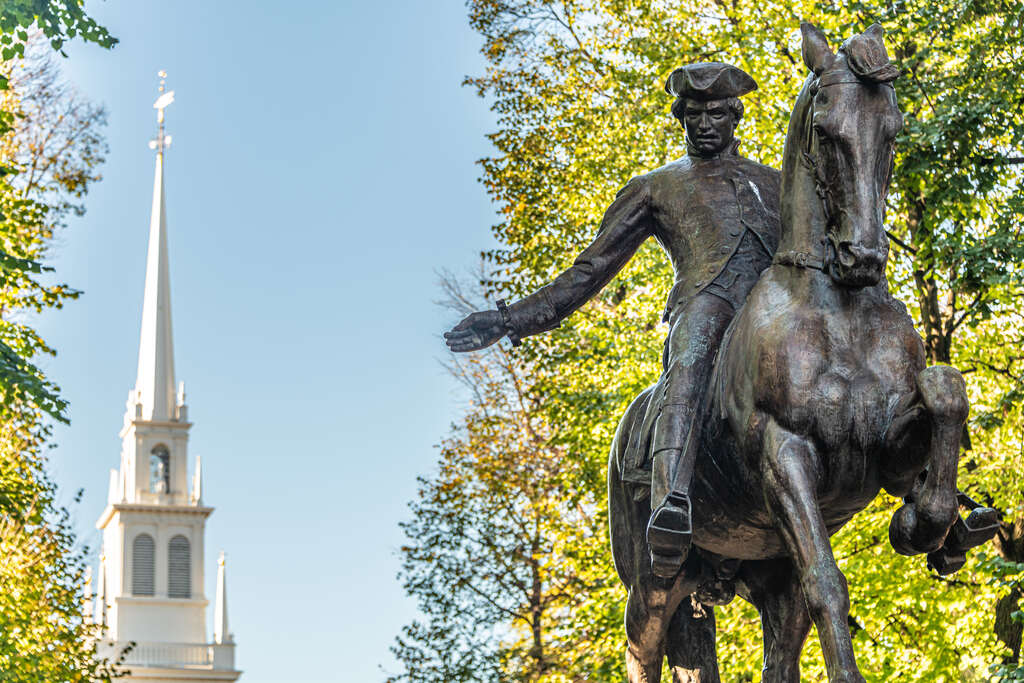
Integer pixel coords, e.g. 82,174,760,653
507,176,654,340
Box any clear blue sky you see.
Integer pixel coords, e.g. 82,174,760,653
40,2,498,680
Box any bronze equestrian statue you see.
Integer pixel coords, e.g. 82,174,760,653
446,21,998,683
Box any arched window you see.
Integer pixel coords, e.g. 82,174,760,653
150,444,170,493
168,535,191,598
132,533,155,596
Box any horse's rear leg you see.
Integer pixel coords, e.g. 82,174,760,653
741,558,812,683
888,366,965,556
625,585,680,683
761,419,863,683
665,596,720,683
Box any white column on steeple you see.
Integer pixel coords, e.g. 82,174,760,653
135,73,177,422
214,551,232,644
82,566,93,624
191,454,203,504
95,555,107,627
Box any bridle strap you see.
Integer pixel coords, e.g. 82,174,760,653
773,249,827,272
818,71,896,89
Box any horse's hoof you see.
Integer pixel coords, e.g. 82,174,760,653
889,504,919,556
927,546,967,575
890,502,953,555
954,507,999,549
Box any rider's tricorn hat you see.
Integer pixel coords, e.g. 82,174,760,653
665,62,758,100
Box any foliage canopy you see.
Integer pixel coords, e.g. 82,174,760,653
0,3,121,679
397,0,1024,680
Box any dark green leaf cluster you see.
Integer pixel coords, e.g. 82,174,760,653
0,0,116,60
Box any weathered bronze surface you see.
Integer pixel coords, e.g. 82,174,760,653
445,22,999,682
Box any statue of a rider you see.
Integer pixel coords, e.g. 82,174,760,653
445,62,781,579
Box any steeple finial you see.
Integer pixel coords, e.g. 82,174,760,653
150,70,174,154
135,72,178,422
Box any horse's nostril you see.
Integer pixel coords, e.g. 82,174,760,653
837,242,884,269
838,242,858,267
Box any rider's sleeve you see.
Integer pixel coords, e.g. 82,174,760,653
507,175,653,339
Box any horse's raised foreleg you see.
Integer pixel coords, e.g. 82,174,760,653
879,389,930,497
741,558,812,683
761,419,863,683
888,366,965,556
665,596,720,683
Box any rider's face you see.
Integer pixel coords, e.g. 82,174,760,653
683,99,737,156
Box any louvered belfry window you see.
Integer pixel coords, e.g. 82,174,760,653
132,533,155,596
168,534,191,598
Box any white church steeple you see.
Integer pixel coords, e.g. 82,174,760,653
95,73,240,681
134,71,179,422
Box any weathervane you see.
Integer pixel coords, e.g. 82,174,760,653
149,69,175,153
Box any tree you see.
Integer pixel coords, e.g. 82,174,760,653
444,0,1024,679
0,5,119,678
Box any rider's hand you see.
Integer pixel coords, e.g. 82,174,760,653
444,310,506,352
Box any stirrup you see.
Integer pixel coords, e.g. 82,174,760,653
647,491,693,578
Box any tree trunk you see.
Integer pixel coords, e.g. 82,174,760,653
994,518,1024,663
529,553,547,677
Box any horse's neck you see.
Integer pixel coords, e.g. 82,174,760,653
779,84,826,256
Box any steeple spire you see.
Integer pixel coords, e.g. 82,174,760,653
135,71,178,422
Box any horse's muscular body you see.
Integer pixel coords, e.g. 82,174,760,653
689,269,927,560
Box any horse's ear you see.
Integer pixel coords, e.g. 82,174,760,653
864,23,885,40
801,22,833,75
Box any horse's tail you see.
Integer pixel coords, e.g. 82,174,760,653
609,386,655,588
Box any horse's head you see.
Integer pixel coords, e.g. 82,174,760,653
800,22,903,288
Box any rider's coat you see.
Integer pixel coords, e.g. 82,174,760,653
507,140,781,338
507,141,782,489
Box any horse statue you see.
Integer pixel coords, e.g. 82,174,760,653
607,23,999,682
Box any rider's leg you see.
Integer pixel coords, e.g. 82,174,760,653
760,418,864,683
648,294,735,576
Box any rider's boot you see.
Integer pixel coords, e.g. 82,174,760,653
647,482,692,578
646,404,699,579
